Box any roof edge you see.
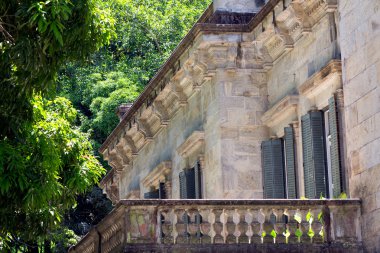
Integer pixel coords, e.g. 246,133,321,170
99,0,282,154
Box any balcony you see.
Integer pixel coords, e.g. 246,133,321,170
68,199,362,253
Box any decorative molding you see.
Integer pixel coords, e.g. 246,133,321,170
262,95,299,128
177,131,205,158
298,60,342,100
142,161,172,189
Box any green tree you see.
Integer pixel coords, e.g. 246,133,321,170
0,96,105,248
57,0,210,145
0,0,114,249
0,0,115,137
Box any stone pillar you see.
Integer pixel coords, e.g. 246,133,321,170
292,121,304,198
217,68,269,199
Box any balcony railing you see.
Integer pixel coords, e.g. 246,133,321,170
68,199,361,253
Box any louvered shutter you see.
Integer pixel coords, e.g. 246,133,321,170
159,182,166,199
284,126,297,199
328,96,342,197
144,189,159,199
179,171,187,199
194,161,202,199
179,169,196,199
261,139,286,199
301,111,328,199
186,168,196,199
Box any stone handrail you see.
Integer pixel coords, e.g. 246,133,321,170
68,199,361,253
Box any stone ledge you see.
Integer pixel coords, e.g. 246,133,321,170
142,161,172,189
262,95,299,128
177,131,205,158
298,60,342,100
124,242,363,253
117,198,361,207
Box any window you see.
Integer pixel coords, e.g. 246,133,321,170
142,161,172,199
301,95,343,198
261,126,297,199
144,182,166,199
179,161,202,199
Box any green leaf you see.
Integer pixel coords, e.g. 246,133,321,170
307,228,315,238
295,228,303,238
294,212,302,223
50,22,63,46
318,211,324,222
337,192,347,199
306,211,313,224
270,229,277,238
319,228,324,238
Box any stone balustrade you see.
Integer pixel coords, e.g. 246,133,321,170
68,199,361,253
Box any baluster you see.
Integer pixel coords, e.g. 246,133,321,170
294,209,303,243
184,208,190,243
312,207,323,243
283,209,291,244
271,209,279,244
208,209,216,243
257,208,266,243
171,209,178,244
245,209,254,244
300,209,310,243
157,209,162,244
188,209,198,243
161,210,171,244
275,209,285,243
233,209,241,243
199,209,210,243
220,209,228,243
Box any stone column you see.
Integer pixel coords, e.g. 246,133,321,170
292,120,305,198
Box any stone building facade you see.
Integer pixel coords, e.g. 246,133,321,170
71,0,380,252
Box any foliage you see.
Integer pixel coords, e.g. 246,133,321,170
65,186,113,236
57,0,210,145
0,96,105,247
0,0,115,138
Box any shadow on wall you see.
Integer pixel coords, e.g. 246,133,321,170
255,0,266,7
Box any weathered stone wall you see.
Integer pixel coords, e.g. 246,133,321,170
267,15,338,108
339,0,380,251
217,69,268,198
119,78,222,199
262,13,339,198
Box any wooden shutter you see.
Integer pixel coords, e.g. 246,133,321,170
179,168,196,199
144,189,159,199
301,111,328,198
261,139,286,199
284,126,297,199
159,182,166,199
179,171,187,199
328,96,343,197
194,161,202,199
186,168,196,199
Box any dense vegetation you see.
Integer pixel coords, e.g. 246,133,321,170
58,0,210,147
0,0,209,251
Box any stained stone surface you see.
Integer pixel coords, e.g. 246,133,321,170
339,0,380,252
